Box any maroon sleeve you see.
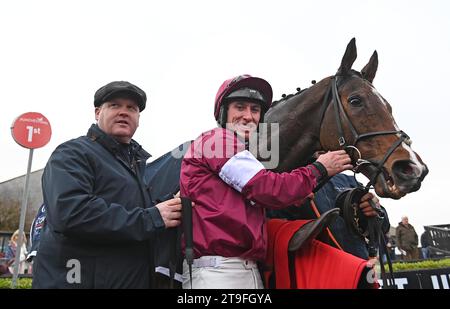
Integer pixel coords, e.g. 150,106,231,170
241,165,319,209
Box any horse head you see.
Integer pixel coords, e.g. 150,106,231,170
264,38,428,199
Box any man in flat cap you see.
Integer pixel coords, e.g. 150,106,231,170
32,81,182,288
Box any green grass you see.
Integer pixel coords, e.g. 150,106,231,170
391,258,450,272
0,277,32,289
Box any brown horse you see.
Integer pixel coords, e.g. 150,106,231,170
263,38,428,199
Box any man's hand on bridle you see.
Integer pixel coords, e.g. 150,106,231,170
359,192,381,217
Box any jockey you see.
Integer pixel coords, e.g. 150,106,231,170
179,74,353,289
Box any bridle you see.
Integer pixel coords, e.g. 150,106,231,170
316,75,411,288
319,75,411,191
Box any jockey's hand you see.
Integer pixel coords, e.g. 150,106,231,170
359,193,381,217
316,150,353,177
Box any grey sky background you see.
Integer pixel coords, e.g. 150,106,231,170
1,0,449,236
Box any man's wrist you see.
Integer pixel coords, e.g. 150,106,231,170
145,207,166,229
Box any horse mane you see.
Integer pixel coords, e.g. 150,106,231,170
271,87,309,108
271,70,363,109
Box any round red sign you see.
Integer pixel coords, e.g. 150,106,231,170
11,112,52,149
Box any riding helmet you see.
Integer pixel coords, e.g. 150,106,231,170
214,74,273,127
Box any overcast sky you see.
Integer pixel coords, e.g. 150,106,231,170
1,0,449,236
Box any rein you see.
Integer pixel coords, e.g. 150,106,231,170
342,188,396,288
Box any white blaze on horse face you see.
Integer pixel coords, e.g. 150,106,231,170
392,114,426,175
371,88,388,108
371,87,399,126
371,87,426,175
400,141,426,175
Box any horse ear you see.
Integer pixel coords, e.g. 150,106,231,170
337,38,357,76
361,50,378,83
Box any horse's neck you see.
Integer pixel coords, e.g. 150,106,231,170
264,79,330,172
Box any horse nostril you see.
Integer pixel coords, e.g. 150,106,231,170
392,160,418,180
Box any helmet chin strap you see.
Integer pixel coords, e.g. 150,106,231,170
217,104,228,128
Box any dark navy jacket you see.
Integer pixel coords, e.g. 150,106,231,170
32,124,165,288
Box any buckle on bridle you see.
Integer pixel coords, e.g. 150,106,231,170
344,145,372,173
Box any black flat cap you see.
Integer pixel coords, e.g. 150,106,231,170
94,81,147,111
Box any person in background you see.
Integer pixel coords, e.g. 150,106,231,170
5,230,29,275
420,230,433,259
396,216,419,261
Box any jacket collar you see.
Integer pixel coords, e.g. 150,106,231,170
87,124,151,161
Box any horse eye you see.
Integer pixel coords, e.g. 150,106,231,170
348,97,362,106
